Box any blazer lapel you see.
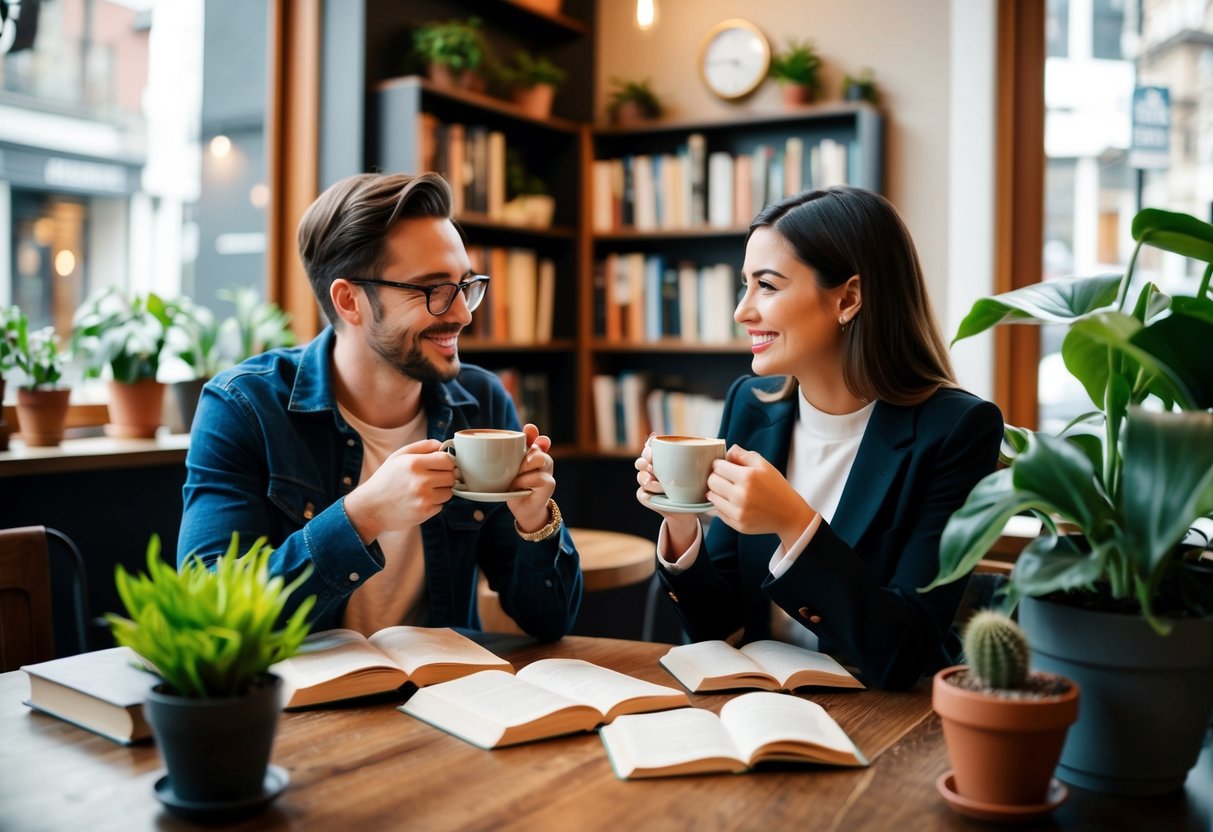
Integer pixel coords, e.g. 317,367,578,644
830,401,916,547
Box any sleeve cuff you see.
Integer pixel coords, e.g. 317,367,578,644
767,513,824,579
656,519,703,574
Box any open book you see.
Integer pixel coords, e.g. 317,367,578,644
399,658,690,749
272,626,512,708
660,639,864,693
600,691,869,778
22,647,158,745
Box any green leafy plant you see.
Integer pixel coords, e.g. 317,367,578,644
925,207,1213,632
412,17,488,72
0,305,21,375
167,296,223,380
963,611,1029,690
107,534,315,698
769,39,822,93
219,287,296,365
15,324,66,390
606,76,663,121
499,49,566,89
72,288,174,384
842,67,879,104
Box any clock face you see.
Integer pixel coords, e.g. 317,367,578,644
700,19,770,100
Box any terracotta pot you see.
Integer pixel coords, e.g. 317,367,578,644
427,63,484,93
15,387,71,447
513,0,563,14
105,379,165,438
612,100,651,126
0,377,10,451
512,84,556,119
933,666,1079,806
781,84,814,107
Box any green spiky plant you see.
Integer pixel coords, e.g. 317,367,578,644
412,17,488,73
925,207,1213,633
606,76,663,122
499,49,566,90
769,39,822,95
107,534,315,698
963,611,1030,691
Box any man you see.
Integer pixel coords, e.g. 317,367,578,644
179,172,581,640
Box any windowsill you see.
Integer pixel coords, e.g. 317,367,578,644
0,431,189,477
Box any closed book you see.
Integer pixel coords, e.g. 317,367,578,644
487,131,507,219
535,257,556,343
687,133,707,226
677,262,699,342
592,160,615,232
707,152,734,228
22,646,157,745
592,374,619,450
506,248,538,342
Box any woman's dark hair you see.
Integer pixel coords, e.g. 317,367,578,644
297,172,463,326
747,186,956,405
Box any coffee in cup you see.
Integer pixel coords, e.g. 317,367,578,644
650,435,726,505
439,429,527,493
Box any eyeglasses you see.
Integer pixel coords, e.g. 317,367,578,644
347,275,490,316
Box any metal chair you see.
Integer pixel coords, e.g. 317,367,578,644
0,526,92,671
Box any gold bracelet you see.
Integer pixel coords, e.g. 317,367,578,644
514,498,562,542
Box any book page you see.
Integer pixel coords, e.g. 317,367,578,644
369,626,511,678
739,640,862,689
273,629,398,684
516,659,688,720
660,640,775,691
720,692,867,767
599,708,746,779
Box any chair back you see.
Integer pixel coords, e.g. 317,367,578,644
0,525,55,671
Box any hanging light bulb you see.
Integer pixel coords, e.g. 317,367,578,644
636,0,657,32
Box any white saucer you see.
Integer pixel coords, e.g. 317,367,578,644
453,486,532,503
651,495,713,514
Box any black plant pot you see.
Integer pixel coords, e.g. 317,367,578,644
170,377,208,434
145,673,283,804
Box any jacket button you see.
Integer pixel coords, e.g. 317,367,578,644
346,438,356,447
667,592,679,603
342,476,353,486
473,510,485,522
349,572,360,582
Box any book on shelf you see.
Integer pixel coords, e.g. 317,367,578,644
21,646,157,745
272,626,512,709
399,659,690,749
599,691,868,779
660,639,864,693
707,151,734,228
592,374,618,450
535,257,555,343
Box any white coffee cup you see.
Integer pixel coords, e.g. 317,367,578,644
650,435,726,505
440,429,527,493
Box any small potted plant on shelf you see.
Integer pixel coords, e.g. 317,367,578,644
12,313,71,447
933,611,1078,821
72,288,174,438
413,16,489,93
500,149,555,228
924,206,1213,796
842,67,879,105
0,304,21,450
107,533,314,817
500,49,566,120
606,76,663,125
769,39,822,106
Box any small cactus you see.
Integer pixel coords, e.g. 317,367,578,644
963,610,1030,690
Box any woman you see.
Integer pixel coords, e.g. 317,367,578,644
635,187,1003,690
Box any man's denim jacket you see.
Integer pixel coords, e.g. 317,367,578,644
179,327,582,639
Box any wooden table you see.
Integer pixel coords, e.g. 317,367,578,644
1,636,1209,831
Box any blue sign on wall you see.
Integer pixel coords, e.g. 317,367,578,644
1129,86,1170,170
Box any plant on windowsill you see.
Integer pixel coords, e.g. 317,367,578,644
606,76,663,126
413,16,489,93
500,149,555,229
769,39,822,107
165,296,221,434
933,611,1077,820
107,533,314,812
72,288,174,438
0,305,21,450
11,312,71,447
219,286,296,366
499,49,567,119
923,207,1213,796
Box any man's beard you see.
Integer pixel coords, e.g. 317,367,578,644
367,316,461,383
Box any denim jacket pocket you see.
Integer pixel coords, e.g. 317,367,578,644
268,476,333,528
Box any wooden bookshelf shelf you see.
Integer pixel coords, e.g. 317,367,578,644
499,0,590,36
593,100,881,136
377,76,583,135
458,212,577,239
593,226,750,242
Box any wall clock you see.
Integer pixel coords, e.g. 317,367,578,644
698,18,771,101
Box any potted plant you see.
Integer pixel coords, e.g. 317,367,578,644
769,39,822,106
107,533,314,815
500,49,566,120
500,150,555,228
925,206,1213,795
11,314,71,447
218,286,296,365
606,76,663,125
165,296,221,433
0,304,21,450
933,611,1078,821
72,288,174,438
842,67,879,105
413,17,489,92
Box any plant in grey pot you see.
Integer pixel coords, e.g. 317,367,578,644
72,288,174,438
11,314,71,447
107,534,313,820
0,304,22,450
165,296,221,433
925,207,1213,796
842,67,879,105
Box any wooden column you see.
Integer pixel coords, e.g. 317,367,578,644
266,0,322,340
994,0,1046,430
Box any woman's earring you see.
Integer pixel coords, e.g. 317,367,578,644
839,315,847,326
